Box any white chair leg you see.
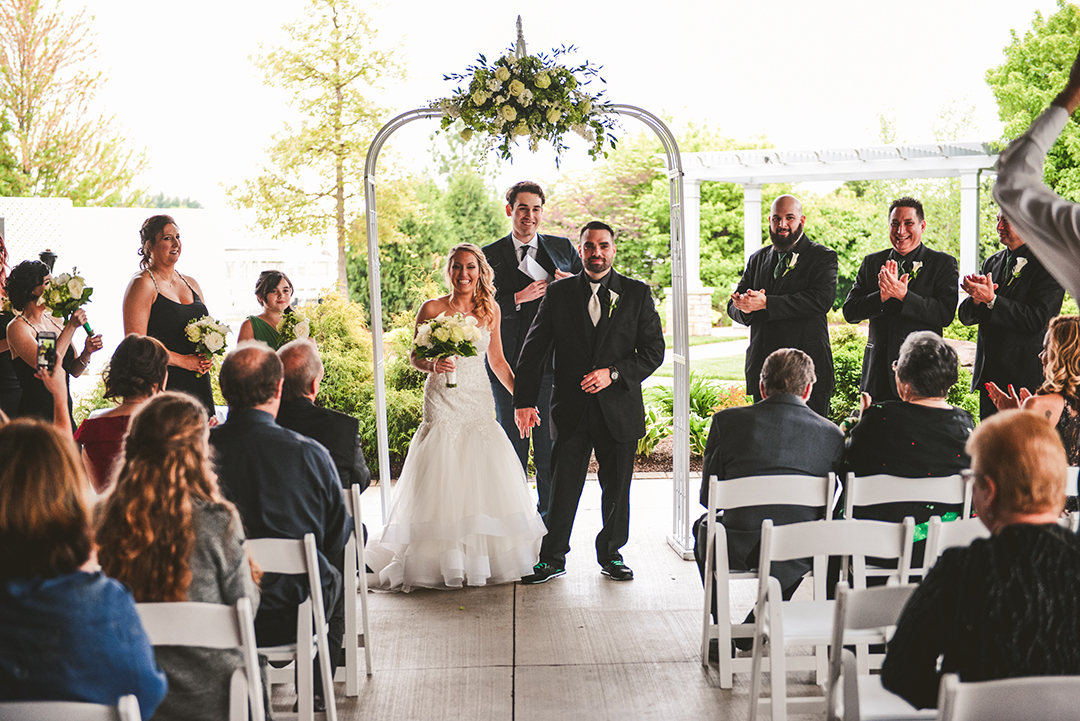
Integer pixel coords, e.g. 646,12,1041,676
342,532,359,696
297,599,315,721
767,582,788,721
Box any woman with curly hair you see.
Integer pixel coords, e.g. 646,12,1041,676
237,269,295,349
0,418,167,711
366,243,545,591
122,215,215,414
74,334,169,493
4,260,102,429
96,392,260,721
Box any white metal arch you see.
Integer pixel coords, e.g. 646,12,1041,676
363,105,697,558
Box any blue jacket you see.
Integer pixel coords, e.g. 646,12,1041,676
0,571,167,714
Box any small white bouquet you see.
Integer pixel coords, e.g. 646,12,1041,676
185,315,232,376
277,309,311,344
38,268,93,333
413,312,481,387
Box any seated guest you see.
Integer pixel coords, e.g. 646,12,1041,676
74,334,169,492
882,410,1080,708
693,349,844,650
845,331,974,561
0,419,167,712
276,338,371,491
989,315,1080,464
210,341,351,711
96,392,261,721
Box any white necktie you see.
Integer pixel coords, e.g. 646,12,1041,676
589,282,601,326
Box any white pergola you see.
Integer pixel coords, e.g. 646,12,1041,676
670,141,1000,285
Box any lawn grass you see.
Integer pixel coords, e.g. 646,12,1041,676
653,354,745,380
663,334,744,348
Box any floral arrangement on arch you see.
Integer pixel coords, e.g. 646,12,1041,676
434,28,617,164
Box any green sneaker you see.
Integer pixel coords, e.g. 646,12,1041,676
521,562,566,585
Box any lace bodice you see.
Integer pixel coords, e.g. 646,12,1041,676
418,328,499,441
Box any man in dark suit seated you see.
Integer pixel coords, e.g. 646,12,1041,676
276,338,371,491
210,341,352,711
692,348,845,650
843,196,958,403
958,211,1064,420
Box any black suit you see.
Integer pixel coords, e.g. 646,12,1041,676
483,233,582,519
693,394,845,602
515,270,665,567
842,244,958,402
275,397,371,491
727,233,837,416
957,245,1064,419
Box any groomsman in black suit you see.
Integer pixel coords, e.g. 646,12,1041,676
958,211,1064,420
514,221,665,583
843,197,958,402
483,181,582,520
728,194,837,416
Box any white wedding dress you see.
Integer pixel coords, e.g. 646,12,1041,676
366,327,546,591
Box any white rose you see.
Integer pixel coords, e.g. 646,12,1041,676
204,332,225,353
466,326,483,342
294,319,310,339
186,325,201,342
450,327,465,343
508,79,525,97
434,327,450,343
66,277,84,297
464,315,478,327
546,107,561,124
417,336,433,349
495,66,511,83
500,105,517,122
534,73,551,89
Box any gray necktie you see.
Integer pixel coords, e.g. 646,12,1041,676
589,282,601,326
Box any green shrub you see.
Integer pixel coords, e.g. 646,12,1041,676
948,367,981,424
639,372,748,456
302,292,374,418
943,316,978,344
829,325,868,424
1062,293,1078,316
637,404,672,456
73,371,110,424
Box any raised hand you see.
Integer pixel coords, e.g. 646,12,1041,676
878,260,909,302
961,273,997,305
986,381,1030,411
731,289,767,313
515,280,548,305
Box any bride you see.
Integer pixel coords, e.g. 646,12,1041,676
366,243,547,591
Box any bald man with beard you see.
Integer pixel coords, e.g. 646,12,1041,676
727,194,838,416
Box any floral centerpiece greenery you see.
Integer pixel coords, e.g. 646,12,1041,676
413,312,481,387
434,40,617,164
185,315,232,377
38,268,93,333
277,308,312,344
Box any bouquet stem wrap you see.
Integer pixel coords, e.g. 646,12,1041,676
445,356,458,388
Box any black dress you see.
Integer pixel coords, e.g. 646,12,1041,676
145,271,214,414
11,346,76,431
0,310,21,418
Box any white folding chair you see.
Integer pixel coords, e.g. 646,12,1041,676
337,483,373,695
825,583,934,721
937,673,1080,721
247,534,338,721
1067,466,1078,497
0,695,141,721
924,516,990,572
701,472,838,689
136,598,265,721
844,472,971,578
748,517,915,721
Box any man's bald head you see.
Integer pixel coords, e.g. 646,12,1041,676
278,338,324,401
768,194,806,251
219,341,284,409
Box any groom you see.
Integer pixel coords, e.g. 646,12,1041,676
514,221,665,583
484,181,582,520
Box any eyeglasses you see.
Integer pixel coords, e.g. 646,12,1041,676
891,360,899,373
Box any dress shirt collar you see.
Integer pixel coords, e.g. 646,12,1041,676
223,406,278,427
513,233,539,253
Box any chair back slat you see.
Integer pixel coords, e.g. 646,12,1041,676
938,673,1080,721
710,473,837,519
137,601,242,649
247,537,308,574
844,473,971,519
925,516,990,570
0,695,141,721
766,518,915,564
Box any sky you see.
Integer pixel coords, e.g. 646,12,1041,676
83,0,1064,211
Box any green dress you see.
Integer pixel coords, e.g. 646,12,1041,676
247,315,281,350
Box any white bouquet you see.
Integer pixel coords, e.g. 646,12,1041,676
38,268,93,333
185,315,232,376
277,309,312,344
413,312,482,387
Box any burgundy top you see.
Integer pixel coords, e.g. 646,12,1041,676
74,415,131,492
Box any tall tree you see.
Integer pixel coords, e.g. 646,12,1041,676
986,0,1080,201
230,0,402,291
0,0,145,205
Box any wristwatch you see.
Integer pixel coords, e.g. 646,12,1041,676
608,366,620,382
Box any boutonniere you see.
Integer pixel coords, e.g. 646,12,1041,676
1009,257,1028,285
783,252,799,276
608,290,619,317
909,261,923,280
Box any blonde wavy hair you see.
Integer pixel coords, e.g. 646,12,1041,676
1039,315,1080,400
445,243,497,326
96,392,239,602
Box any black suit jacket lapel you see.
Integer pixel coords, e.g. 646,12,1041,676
535,235,558,276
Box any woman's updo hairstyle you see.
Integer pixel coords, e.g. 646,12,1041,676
103,334,169,401
137,215,177,270
4,260,50,311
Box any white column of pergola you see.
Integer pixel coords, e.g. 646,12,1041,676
671,142,1000,284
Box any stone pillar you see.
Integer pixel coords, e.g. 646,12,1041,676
959,170,981,279
684,179,703,291
743,183,763,267
666,286,714,336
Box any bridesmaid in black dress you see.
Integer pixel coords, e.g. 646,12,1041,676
4,260,103,430
0,236,20,419
122,215,215,415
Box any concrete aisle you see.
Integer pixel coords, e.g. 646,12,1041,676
265,476,827,721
